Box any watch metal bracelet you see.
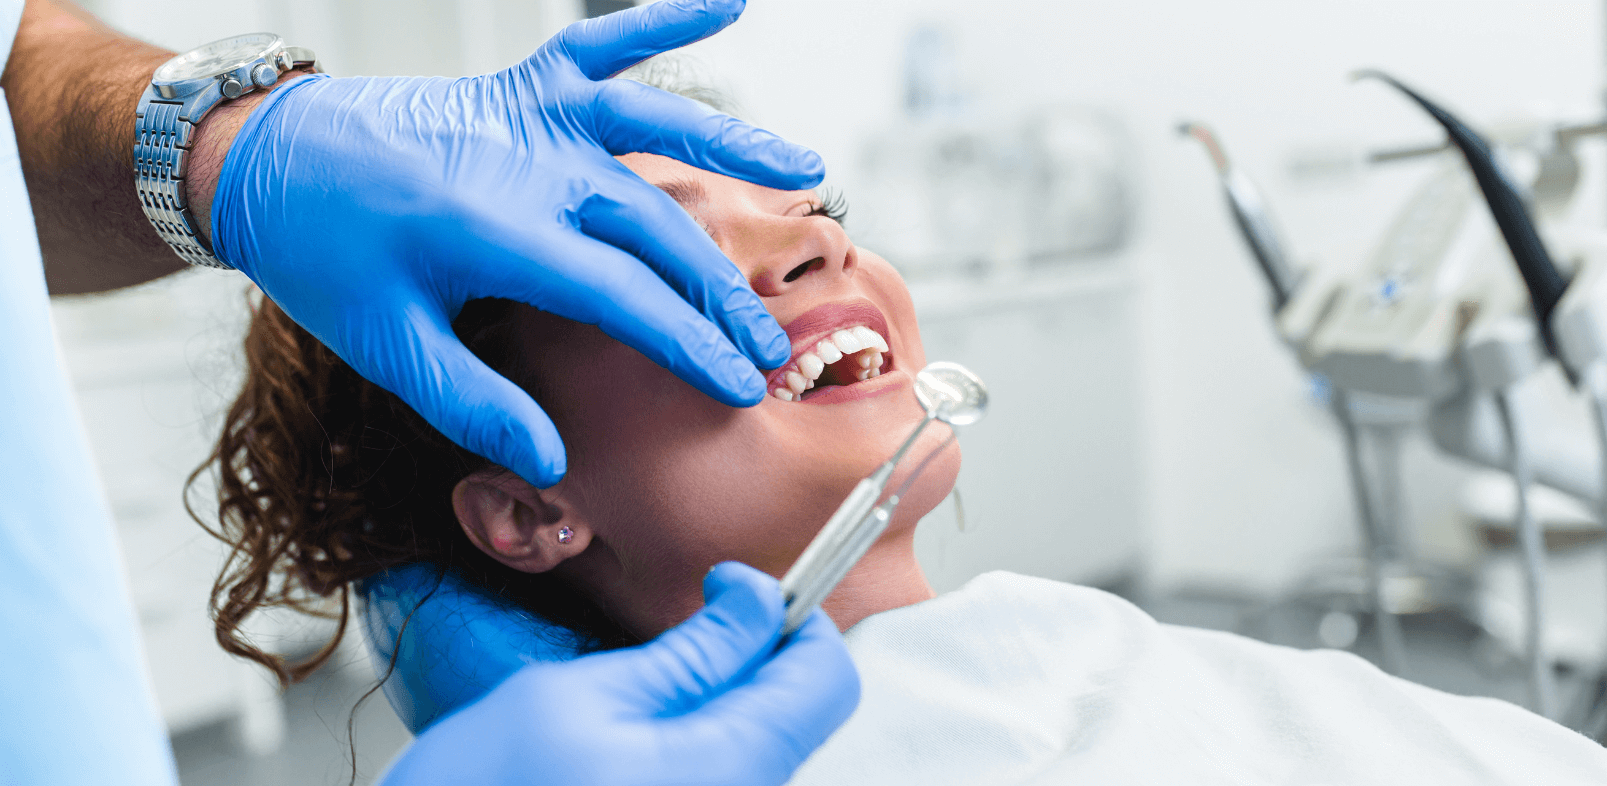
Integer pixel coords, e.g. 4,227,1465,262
134,44,317,271
133,100,223,268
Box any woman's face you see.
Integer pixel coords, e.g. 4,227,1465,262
461,154,959,637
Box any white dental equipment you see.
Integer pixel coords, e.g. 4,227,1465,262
780,362,988,634
1351,69,1594,719
1187,69,1607,726
1181,121,1413,677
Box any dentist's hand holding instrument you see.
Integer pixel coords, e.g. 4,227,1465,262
383,563,858,786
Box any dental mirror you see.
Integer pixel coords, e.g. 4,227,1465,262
916,361,988,426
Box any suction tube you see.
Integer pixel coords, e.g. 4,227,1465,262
1355,71,1570,351
1494,389,1560,718
1179,122,1301,311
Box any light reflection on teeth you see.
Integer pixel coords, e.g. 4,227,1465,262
830,329,865,354
815,340,843,364
798,352,825,379
851,326,889,353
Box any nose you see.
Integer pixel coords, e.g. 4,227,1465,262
744,215,858,298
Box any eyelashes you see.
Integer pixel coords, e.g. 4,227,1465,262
808,188,849,225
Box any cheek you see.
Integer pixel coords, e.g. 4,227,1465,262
551,347,840,577
857,256,927,371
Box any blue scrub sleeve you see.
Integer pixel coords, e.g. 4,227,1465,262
0,76,180,784
0,0,19,67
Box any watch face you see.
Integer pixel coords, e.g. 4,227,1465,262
154,33,280,84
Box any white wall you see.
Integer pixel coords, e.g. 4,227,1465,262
82,0,580,76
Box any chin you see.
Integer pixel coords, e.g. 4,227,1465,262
886,438,962,533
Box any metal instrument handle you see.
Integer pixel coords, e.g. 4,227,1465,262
782,503,895,634
779,468,887,605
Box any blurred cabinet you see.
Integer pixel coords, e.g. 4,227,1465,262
911,262,1145,591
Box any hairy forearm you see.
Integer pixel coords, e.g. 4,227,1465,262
1,0,298,294
2,0,179,293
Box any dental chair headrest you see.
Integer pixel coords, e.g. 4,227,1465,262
359,563,584,733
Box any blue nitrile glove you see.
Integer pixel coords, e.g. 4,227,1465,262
360,563,590,733
377,562,860,786
212,0,810,487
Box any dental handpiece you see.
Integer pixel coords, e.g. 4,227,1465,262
1179,122,1301,312
779,362,987,634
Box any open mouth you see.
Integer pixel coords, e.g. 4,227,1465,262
767,300,895,403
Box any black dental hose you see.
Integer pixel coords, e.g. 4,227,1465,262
1355,71,1571,354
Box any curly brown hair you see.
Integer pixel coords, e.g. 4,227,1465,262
187,293,634,688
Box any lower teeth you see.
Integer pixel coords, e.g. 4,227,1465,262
773,351,886,400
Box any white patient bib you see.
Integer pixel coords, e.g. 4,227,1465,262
789,571,1607,786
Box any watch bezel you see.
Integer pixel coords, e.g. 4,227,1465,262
152,33,286,99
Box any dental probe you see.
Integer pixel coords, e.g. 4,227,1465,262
780,362,987,634
778,363,971,616
787,433,961,627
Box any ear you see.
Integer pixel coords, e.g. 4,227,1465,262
452,469,590,574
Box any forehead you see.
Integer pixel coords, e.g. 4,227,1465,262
617,153,802,214
617,152,706,185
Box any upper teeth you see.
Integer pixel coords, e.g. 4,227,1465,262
771,325,889,401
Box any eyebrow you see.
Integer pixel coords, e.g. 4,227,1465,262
654,178,708,211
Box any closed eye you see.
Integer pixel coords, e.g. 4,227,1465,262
808,188,848,225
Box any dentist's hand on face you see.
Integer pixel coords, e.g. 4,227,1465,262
379,562,861,786
208,0,807,487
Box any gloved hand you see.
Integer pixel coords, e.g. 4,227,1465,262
211,0,812,487
378,562,860,786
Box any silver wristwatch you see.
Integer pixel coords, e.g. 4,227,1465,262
134,33,316,269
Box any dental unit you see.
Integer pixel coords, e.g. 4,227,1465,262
1187,66,1607,732
1352,69,1567,719
1181,121,1413,677
1361,70,1607,734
